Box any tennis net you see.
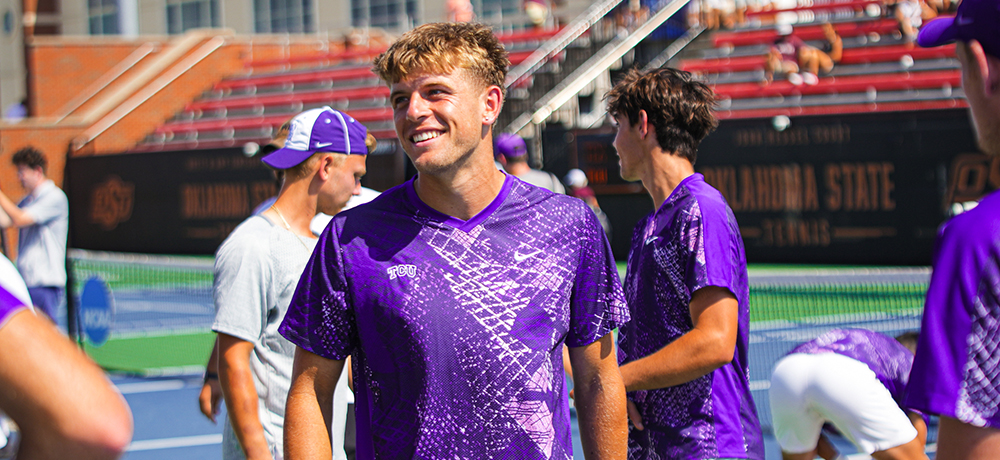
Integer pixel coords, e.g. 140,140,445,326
69,248,216,376
68,249,929,430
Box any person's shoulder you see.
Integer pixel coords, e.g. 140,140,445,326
939,190,1000,248
217,215,274,255
331,182,411,232
677,174,732,218
32,180,68,204
510,177,590,216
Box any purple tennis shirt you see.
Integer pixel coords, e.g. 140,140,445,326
905,189,1000,429
790,328,914,407
279,174,629,459
617,173,763,460
0,257,32,330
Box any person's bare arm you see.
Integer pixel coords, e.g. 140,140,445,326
218,332,273,460
0,309,133,459
908,411,928,448
568,332,628,460
285,347,343,460
199,335,223,423
0,191,35,228
619,286,738,392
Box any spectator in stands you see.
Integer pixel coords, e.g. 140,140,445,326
607,67,764,460
905,1,1000,459
763,23,840,86
0,256,132,459
525,0,550,28
495,133,567,193
446,0,474,22
770,329,928,460
564,168,612,236
210,106,368,460
894,0,936,44
0,147,69,329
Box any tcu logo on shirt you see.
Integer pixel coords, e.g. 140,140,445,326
387,264,417,280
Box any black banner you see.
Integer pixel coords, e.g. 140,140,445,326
67,148,278,255
575,109,999,265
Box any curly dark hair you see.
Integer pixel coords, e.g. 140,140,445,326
605,68,718,164
11,146,47,173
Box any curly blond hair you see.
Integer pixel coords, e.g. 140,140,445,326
373,22,509,94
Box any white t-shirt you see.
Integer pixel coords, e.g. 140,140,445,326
16,180,68,287
212,215,317,460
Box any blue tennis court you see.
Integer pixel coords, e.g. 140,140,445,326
72,252,935,459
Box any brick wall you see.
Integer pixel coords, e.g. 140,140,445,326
30,38,147,118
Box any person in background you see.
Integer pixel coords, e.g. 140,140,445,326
770,329,928,460
210,107,368,460
905,1,1000,459
564,168,611,237
0,255,132,459
0,147,69,329
495,132,566,193
607,67,764,459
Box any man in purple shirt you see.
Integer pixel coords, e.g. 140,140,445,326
607,67,764,459
770,329,927,460
279,22,629,460
906,2,1000,458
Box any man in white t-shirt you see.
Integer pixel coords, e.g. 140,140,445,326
0,147,69,327
209,107,368,460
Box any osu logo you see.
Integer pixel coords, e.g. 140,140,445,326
90,175,135,230
387,264,417,280
946,154,1000,210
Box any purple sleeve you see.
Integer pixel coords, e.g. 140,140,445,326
0,286,27,330
566,207,629,347
684,199,741,299
904,205,1000,427
279,223,357,361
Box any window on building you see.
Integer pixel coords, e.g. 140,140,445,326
166,0,219,34
254,0,314,33
88,0,119,35
474,0,520,23
351,0,418,30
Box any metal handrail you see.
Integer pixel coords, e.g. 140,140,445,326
504,0,625,88
644,24,705,70
506,0,692,134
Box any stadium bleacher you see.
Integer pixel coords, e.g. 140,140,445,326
675,2,965,120
134,27,571,152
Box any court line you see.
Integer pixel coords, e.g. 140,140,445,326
127,434,222,451
117,379,187,394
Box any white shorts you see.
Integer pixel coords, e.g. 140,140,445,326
769,352,917,455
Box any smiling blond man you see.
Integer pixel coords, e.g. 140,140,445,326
280,22,629,460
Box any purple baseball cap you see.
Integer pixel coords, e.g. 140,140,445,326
917,0,1000,58
261,106,368,169
495,133,527,159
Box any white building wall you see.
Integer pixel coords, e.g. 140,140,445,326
0,0,24,117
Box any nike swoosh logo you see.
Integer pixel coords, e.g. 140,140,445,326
513,249,542,262
644,236,660,245
315,142,333,148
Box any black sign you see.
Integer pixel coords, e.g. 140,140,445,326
574,109,998,265
67,148,278,255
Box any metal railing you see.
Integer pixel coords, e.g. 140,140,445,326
505,0,693,134
504,0,626,88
